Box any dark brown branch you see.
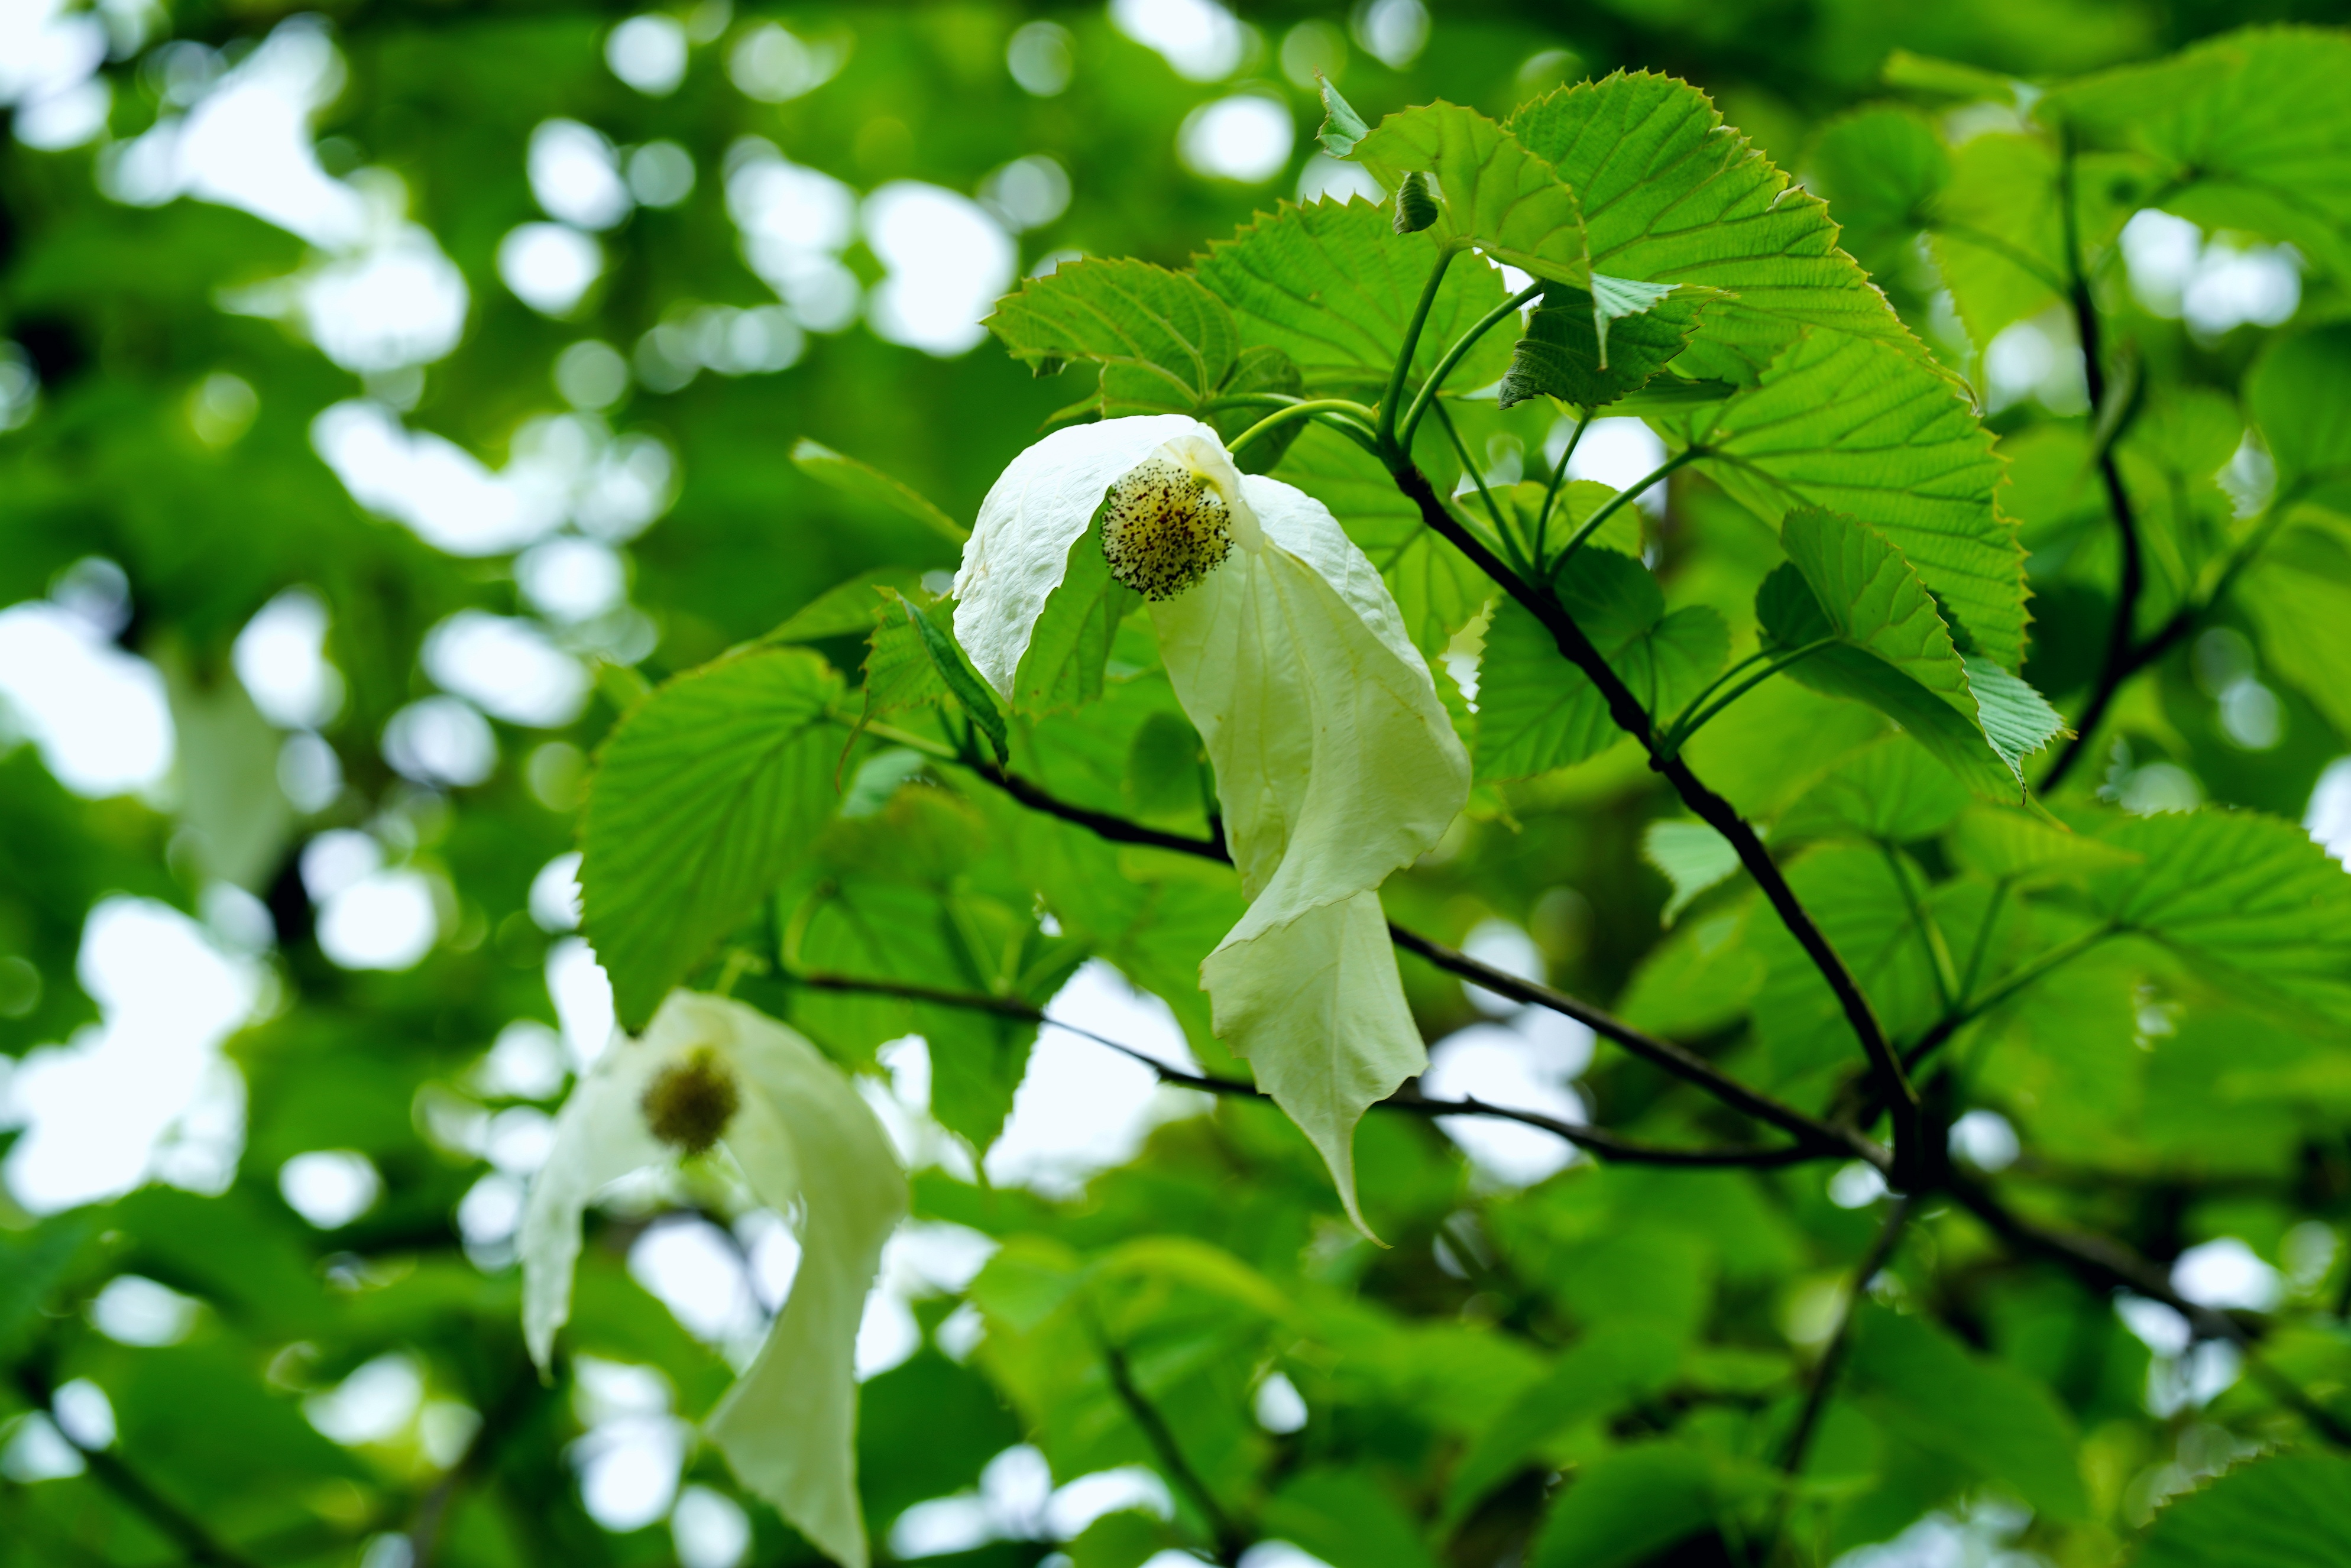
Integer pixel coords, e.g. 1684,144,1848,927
1945,1172,2351,1449
956,756,1876,1164
1780,1194,1915,1481
408,1360,542,1568
1099,1336,1247,1566
2041,129,2146,793
1389,462,1923,1181
10,1363,264,1568
791,969,1829,1169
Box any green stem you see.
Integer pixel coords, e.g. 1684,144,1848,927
1902,922,2117,1071
1225,397,1380,458
1658,637,1835,754
1955,877,2009,1006
1431,397,1531,581
1395,278,1546,454
1379,243,1465,457
1553,448,1701,565
1533,406,1594,570
1882,843,1960,1011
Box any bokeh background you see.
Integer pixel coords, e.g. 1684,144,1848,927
4,1,2349,1565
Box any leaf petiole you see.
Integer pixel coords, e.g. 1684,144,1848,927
1224,397,1381,457
1378,242,1466,458
1551,446,1701,565
1393,278,1547,455
1657,636,1838,756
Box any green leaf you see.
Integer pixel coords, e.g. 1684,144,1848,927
2084,808,2351,1026
1644,819,1743,924
1617,910,1766,1038
2244,511,2351,734
1005,506,1141,718
1274,420,1489,655
1846,1304,2089,1521
1947,804,2143,885
1475,547,1727,780
987,257,1239,416
1346,101,1594,286
1882,49,2024,103
1207,342,1307,472
2130,1453,2351,1567
1316,73,1369,157
1682,338,2026,673
2247,322,2351,515
1746,845,1946,1077
1925,132,2068,350
2044,27,2351,280
1773,736,1973,844
789,438,967,543
903,593,1011,762
1262,1467,1443,1568
1805,107,1951,254
581,648,844,1031
1510,72,1912,384
861,588,952,725
1759,508,2056,793
1500,284,1708,408
768,566,930,644
1197,197,1517,396
1529,1443,1740,1568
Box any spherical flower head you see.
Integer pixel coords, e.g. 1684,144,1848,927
639,1047,740,1155
1102,454,1234,601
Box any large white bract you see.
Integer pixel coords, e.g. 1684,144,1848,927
520,991,906,1568
956,415,1471,1229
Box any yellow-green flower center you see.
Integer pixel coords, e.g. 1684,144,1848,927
640,1048,740,1155
1102,457,1233,601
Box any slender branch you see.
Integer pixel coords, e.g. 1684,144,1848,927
1780,1194,1915,1479
1945,1172,2351,1449
1431,397,1527,579
1550,448,1698,565
2041,128,2145,794
1534,406,1594,568
10,1363,264,1568
974,759,1232,861
1224,398,1379,458
1387,461,1923,1183
792,968,1830,1168
1395,278,1545,451
1098,1335,1248,1565
1378,243,1463,455
1657,637,1835,755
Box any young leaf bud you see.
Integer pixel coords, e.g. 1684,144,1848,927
1102,456,1234,601
1393,171,1440,234
640,1048,741,1156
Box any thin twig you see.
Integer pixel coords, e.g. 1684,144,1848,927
1945,1172,2351,1449
1099,1335,1248,1565
1780,1194,1915,1479
954,755,1880,1165
791,968,1829,1169
10,1363,264,1568
1388,461,1923,1183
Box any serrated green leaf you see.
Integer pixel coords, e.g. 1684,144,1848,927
1746,845,1945,1077
2248,322,2351,516
1947,804,2143,885
1197,197,1517,396
1529,1443,1743,1568
1847,1303,2089,1521
1806,107,1951,280
861,588,950,725
1774,736,1972,844
1511,72,1912,384
1680,331,2027,673
902,593,1010,762
768,566,931,645
1475,547,1727,780
2130,1453,2351,1567
1500,284,1708,408
1644,819,1743,924
2084,808,2351,1026
1882,50,2024,103
582,649,845,1031
789,438,967,543
1207,342,1307,472
1316,73,1369,157
987,257,1239,416
1926,132,2071,350
2044,27,2351,280
1347,101,1594,287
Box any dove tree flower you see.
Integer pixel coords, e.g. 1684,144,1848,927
521,990,905,1568
954,414,1471,1228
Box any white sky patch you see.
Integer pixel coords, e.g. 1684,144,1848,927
863,182,1016,358
1297,154,1383,206
500,222,604,318
726,141,862,331
727,23,846,103
381,695,496,787
299,226,471,373
2120,209,2301,338
529,851,585,932
234,588,344,730
1420,1021,1588,1188
2305,758,2351,866
422,611,590,727
529,119,633,231
317,867,440,970
569,1358,688,1531
279,1149,383,1227
607,14,688,96
547,935,617,1068
1568,417,1672,515
4,898,260,1214
2171,1237,2282,1312
0,601,175,798
1180,95,1295,184
985,961,1206,1194
673,1483,752,1568
0,0,109,150
518,538,627,623
1110,0,1243,80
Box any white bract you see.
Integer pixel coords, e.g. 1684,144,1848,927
955,416,1469,1230
521,992,905,1568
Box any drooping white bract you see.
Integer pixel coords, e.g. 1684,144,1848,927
956,416,1470,1229
520,991,905,1568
